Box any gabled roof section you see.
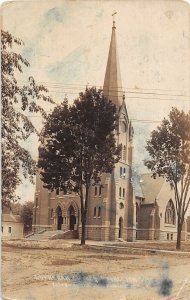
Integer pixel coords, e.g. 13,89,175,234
140,173,165,204
2,213,22,223
103,20,123,107
118,98,129,120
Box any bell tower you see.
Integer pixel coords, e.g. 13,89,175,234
102,14,135,241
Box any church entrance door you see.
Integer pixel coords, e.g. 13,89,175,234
57,206,63,230
69,205,76,230
119,217,123,238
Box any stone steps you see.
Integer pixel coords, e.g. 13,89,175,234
26,230,78,241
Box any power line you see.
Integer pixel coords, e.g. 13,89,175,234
45,90,190,102
19,79,190,97
46,86,190,98
16,112,163,123
46,87,190,98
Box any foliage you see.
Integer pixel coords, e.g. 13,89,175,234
145,107,190,249
1,30,55,206
38,87,120,244
11,202,22,215
20,201,34,233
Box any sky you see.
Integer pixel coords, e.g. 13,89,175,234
1,0,190,202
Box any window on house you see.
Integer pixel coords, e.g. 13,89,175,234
165,199,176,225
123,188,125,198
94,207,96,217
95,186,98,196
99,186,102,196
50,208,53,218
36,197,38,207
8,227,11,233
56,189,59,195
120,167,122,177
1,226,3,233
98,207,101,217
167,233,169,240
171,234,173,240
119,187,122,198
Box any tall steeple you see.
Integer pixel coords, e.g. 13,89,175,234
103,14,124,107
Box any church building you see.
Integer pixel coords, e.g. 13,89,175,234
32,20,189,242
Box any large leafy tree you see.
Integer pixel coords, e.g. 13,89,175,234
1,30,54,206
20,201,34,233
145,108,190,249
38,87,120,245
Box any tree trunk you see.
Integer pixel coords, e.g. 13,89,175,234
80,184,90,246
176,220,182,250
81,216,86,245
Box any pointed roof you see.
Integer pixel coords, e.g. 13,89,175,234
140,174,165,204
103,20,124,107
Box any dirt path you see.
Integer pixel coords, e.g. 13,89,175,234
2,241,190,300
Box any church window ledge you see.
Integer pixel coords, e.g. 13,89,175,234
164,224,176,228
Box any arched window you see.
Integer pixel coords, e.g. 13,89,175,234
123,188,125,198
121,121,126,133
50,208,53,218
99,186,102,196
94,207,96,217
119,187,122,198
95,186,98,196
36,197,38,207
98,207,101,217
123,168,126,179
120,167,122,177
123,146,126,161
119,202,124,209
119,217,123,238
165,199,176,225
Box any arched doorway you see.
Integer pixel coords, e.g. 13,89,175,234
56,206,63,230
119,217,123,238
68,205,76,230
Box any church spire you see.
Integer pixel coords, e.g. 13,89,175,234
103,13,123,107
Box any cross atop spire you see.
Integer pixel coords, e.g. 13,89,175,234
112,11,117,28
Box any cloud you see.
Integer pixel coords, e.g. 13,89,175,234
47,46,91,83
42,7,67,29
22,47,34,62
